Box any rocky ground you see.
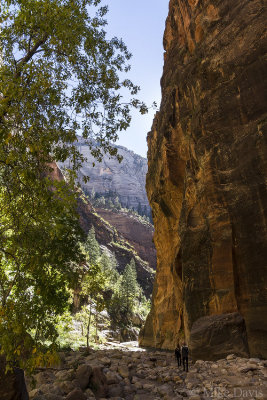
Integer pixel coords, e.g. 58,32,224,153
26,342,267,400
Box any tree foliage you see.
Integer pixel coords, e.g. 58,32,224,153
0,0,147,167
0,0,147,370
108,259,143,329
120,259,139,314
84,226,101,265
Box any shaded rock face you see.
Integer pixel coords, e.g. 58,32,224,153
59,137,149,210
140,0,267,359
190,312,249,361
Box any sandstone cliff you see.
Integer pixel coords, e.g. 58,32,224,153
96,208,156,271
140,0,267,359
59,137,149,210
50,163,155,296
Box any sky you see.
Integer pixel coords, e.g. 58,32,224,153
105,0,169,158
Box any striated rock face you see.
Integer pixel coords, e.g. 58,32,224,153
140,0,267,359
96,208,156,270
49,163,155,296
59,137,149,210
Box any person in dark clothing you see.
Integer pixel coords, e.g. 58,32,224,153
181,343,189,372
174,345,181,367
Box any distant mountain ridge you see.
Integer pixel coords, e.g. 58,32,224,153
59,137,149,211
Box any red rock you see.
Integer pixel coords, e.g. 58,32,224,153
140,0,267,359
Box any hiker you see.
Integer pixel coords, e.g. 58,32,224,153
181,343,189,372
174,344,181,367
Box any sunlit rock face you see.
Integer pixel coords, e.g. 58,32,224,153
59,137,149,210
139,0,267,359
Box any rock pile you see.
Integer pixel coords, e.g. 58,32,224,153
26,345,267,400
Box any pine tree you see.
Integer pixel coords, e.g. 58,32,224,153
85,226,100,265
100,250,119,285
120,259,138,315
114,196,121,210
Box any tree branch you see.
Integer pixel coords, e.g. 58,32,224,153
15,34,49,79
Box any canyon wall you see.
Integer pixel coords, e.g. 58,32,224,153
50,163,155,296
59,137,150,210
139,0,267,359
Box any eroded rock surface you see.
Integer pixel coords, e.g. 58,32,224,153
140,0,267,358
26,345,267,400
49,163,155,296
59,137,149,210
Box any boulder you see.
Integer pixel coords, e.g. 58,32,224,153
108,384,123,397
190,313,249,360
118,365,129,378
75,364,92,390
105,370,121,384
89,366,108,398
65,388,87,400
55,380,76,395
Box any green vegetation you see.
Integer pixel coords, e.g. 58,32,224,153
84,188,153,225
0,0,147,372
56,227,151,350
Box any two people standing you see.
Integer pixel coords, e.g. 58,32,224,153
175,343,189,372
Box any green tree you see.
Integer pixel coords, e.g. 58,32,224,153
95,196,105,207
0,176,84,370
80,263,106,347
84,226,100,265
0,0,147,371
120,259,139,315
100,250,119,285
114,196,121,210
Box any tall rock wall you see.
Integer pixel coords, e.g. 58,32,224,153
59,137,150,210
140,0,267,359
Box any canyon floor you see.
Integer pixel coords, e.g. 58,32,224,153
27,342,267,400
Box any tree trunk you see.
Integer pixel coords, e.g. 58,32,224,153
95,309,98,343
86,303,92,349
0,356,29,400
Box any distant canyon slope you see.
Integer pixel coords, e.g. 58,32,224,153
139,0,267,360
59,137,149,210
51,153,156,296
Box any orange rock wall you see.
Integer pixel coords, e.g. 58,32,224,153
140,0,267,358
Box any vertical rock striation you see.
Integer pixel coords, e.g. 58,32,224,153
59,137,150,210
140,0,267,359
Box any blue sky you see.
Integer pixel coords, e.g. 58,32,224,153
105,0,169,158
